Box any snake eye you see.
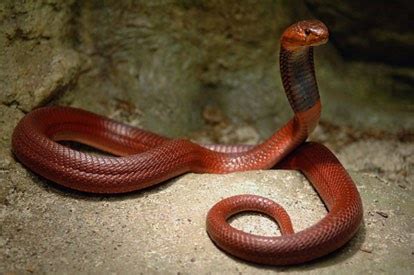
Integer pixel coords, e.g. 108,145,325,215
304,29,311,36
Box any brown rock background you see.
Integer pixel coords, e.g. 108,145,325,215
1,0,412,138
306,0,414,66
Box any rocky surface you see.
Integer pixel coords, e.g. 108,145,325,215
305,0,414,125
305,0,414,66
0,1,83,111
1,1,413,137
1,160,412,273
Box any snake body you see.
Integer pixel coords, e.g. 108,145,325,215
11,20,363,265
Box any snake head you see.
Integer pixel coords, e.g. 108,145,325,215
281,19,329,50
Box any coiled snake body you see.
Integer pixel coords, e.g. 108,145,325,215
11,20,363,265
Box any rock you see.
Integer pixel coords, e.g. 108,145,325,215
0,169,412,273
305,1,414,117
67,1,414,135
0,1,83,111
305,0,414,66
1,1,412,135
337,140,414,187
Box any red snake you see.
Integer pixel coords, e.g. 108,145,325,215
11,20,363,265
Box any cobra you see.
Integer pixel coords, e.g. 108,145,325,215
11,20,363,265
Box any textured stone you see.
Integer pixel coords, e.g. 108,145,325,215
1,1,413,136
0,1,82,111
305,0,414,66
305,0,414,118
0,167,412,273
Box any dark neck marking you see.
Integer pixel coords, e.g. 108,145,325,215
279,47,320,113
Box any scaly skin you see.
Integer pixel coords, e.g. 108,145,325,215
11,20,363,265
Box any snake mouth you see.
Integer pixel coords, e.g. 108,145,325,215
281,19,329,49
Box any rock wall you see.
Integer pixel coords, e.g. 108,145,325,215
1,0,413,138
0,1,82,111
306,0,414,66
